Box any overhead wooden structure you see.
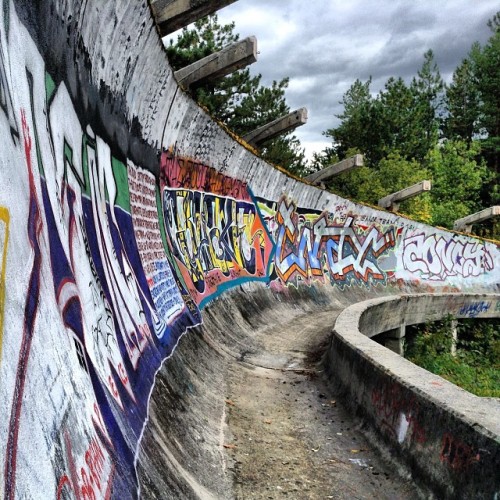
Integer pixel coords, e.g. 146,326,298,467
305,154,364,185
151,0,239,37
242,108,308,147
453,206,500,233
174,36,257,88
378,180,431,212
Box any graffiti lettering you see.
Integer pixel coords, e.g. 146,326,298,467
161,148,250,201
275,197,395,286
57,430,113,500
458,301,491,318
440,433,480,471
128,163,185,332
403,233,494,281
163,188,271,304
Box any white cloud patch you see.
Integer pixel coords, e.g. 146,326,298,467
214,0,498,161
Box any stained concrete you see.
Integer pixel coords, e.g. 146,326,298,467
1,2,498,499
138,286,421,499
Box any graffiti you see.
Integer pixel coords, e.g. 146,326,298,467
160,149,273,306
3,55,198,495
458,301,491,318
161,148,250,201
0,206,9,360
56,429,114,500
128,163,186,333
0,4,499,499
402,233,494,281
275,197,395,286
440,433,480,471
5,109,44,500
371,384,427,445
162,187,272,306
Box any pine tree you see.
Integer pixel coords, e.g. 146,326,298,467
166,15,307,175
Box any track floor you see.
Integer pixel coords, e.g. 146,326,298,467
222,310,419,499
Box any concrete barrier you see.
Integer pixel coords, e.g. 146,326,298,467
325,294,500,499
0,1,498,498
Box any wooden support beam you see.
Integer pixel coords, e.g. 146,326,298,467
304,154,364,184
378,180,431,212
151,0,239,37
453,206,500,233
174,36,257,88
242,108,308,147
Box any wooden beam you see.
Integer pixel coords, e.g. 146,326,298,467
151,0,239,37
242,108,308,147
304,154,364,184
378,180,431,212
453,206,500,233
174,36,257,88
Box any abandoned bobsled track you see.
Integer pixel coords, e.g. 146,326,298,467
138,286,420,499
0,1,499,499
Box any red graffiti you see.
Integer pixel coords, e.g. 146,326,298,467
371,384,427,444
4,108,44,500
57,430,113,500
160,149,250,201
440,433,480,471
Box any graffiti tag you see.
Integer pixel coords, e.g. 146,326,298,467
275,197,395,286
403,233,494,281
459,301,491,318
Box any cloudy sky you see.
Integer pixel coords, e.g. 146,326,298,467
200,0,498,162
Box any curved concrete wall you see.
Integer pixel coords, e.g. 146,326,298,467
0,1,498,498
326,294,500,499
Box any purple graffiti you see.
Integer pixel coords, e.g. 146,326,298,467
402,233,494,281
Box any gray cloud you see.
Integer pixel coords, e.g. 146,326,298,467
215,0,498,160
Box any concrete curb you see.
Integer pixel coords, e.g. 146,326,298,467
325,293,500,499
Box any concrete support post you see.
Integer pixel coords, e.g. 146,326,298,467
451,319,458,357
151,0,239,37
242,108,308,147
453,206,500,233
304,154,364,185
378,180,431,212
383,323,405,356
174,36,257,88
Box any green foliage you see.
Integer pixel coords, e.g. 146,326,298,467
314,16,500,238
426,140,490,228
324,79,375,162
166,15,307,176
323,51,443,168
406,318,500,398
472,13,500,175
325,151,432,222
444,51,481,142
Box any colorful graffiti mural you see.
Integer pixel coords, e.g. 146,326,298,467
0,2,498,499
160,150,274,307
272,196,396,287
402,232,494,281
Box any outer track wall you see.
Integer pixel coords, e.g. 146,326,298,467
327,294,500,499
0,1,498,499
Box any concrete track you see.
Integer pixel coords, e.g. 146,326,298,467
224,311,418,499
1,2,498,498
138,289,420,498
